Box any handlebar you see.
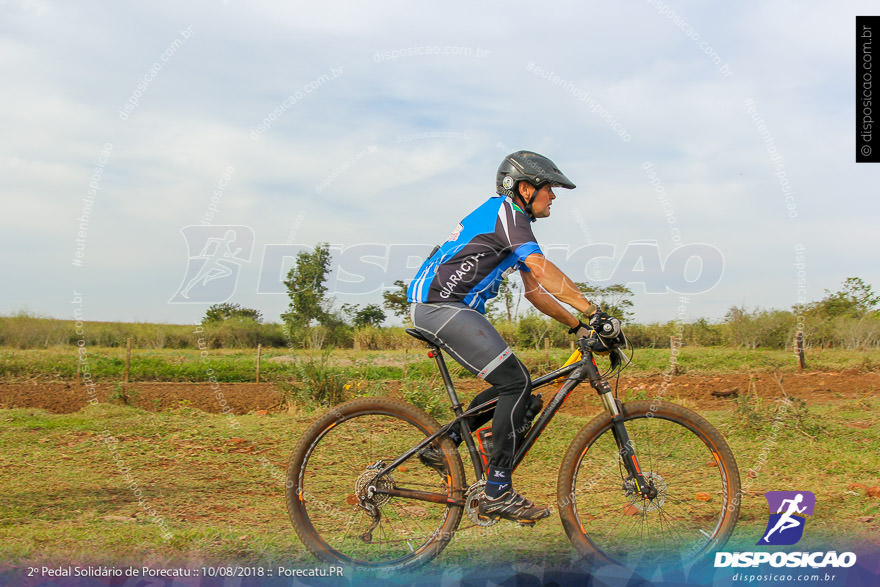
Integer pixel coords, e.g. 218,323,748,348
594,315,622,339
577,319,631,374
578,316,625,351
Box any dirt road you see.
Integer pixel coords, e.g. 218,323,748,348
1,371,875,415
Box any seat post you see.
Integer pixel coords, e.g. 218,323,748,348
404,328,464,416
430,347,463,416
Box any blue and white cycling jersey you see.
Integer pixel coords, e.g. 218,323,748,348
407,196,542,314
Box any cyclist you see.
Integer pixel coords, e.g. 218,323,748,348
407,150,610,524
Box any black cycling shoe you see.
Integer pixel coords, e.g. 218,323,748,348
417,445,448,476
478,489,551,525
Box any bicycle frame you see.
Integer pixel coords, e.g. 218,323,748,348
368,335,655,505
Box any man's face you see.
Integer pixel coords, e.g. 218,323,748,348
521,184,556,218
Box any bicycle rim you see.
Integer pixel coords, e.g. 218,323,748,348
560,400,740,569
287,398,464,570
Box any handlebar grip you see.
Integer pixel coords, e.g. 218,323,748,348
597,317,621,339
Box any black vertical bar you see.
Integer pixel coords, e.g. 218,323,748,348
432,349,463,415
458,418,485,480
857,16,880,162
797,331,806,370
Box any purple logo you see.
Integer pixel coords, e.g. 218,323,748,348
758,491,815,546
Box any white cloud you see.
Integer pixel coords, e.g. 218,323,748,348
1,1,877,324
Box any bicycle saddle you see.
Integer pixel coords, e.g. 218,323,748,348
405,328,435,346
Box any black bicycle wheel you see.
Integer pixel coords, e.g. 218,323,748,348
558,400,740,569
287,397,466,571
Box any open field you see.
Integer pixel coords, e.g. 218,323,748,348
1,398,878,571
1,345,879,577
2,346,879,383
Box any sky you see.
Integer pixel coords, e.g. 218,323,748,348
2,0,878,326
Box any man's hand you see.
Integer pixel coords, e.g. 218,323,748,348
568,320,591,339
589,311,621,340
588,311,610,329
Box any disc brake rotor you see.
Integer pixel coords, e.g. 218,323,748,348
625,472,667,512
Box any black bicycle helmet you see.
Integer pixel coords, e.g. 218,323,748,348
496,150,575,220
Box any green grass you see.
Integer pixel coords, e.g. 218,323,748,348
3,346,879,384
1,396,877,568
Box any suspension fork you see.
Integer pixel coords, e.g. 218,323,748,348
585,356,657,499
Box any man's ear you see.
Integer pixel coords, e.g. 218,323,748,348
518,182,534,201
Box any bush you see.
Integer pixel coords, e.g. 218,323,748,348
723,308,796,349
0,312,69,348
353,326,400,350
402,381,449,421
515,313,568,349
492,320,518,347
278,354,349,408
828,315,880,349
684,318,725,346
624,322,678,348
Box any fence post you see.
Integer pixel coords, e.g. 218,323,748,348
796,332,806,371
76,351,81,387
570,340,575,353
124,337,131,384
256,344,262,383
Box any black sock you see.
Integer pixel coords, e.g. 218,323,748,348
484,466,512,499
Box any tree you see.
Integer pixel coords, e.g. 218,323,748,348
282,243,333,327
575,283,635,322
794,277,880,350
382,280,411,320
486,276,521,323
516,311,554,350
353,304,386,328
340,302,387,328
810,277,880,318
203,303,262,324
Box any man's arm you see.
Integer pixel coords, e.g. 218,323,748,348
523,253,597,318
520,269,581,328
520,253,599,327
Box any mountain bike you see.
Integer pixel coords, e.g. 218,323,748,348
286,322,741,572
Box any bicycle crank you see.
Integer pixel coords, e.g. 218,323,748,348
464,480,497,527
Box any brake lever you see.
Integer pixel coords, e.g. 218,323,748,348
579,333,612,354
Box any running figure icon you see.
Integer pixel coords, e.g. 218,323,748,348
170,225,254,304
758,490,815,546
180,230,242,299
761,493,806,543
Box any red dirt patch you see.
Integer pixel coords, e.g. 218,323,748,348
0,371,876,415
0,382,281,414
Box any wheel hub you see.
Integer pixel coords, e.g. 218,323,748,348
355,463,394,507
624,472,667,512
